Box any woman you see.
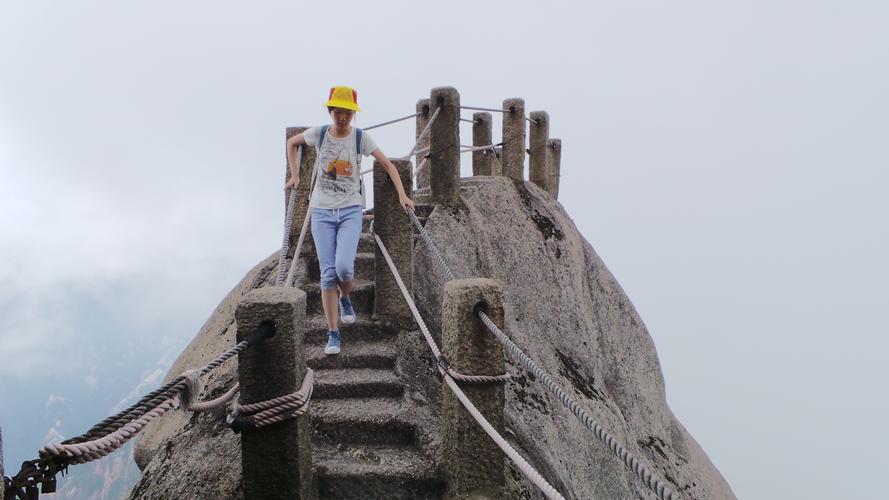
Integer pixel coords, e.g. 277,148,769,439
285,86,414,355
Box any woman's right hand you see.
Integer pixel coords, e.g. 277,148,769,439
285,176,299,191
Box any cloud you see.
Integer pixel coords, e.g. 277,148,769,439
45,394,69,408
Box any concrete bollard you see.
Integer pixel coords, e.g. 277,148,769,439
285,126,316,257
235,287,313,500
501,98,526,182
528,111,551,194
472,112,494,176
548,138,562,199
373,158,415,328
429,87,461,205
441,278,506,499
415,99,432,191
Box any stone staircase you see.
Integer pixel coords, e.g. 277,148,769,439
299,206,445,499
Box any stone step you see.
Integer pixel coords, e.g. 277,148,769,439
302,280,374,316
305,252,374,282
312,368,404,399
303,318,399,345
305,338,397,370
310,398,414,446
362,214,374,232
314,443,444,500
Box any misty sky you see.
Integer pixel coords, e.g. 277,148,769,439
2,1,888,498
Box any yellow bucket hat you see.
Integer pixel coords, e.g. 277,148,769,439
324,86,361,112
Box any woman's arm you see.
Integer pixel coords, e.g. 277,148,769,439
370,149,416,211
285,133,307,191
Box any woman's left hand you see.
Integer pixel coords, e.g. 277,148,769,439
400,194,415,211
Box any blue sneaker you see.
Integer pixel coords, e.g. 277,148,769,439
339,296,356,324
324,330,341,355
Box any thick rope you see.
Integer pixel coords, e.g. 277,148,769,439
277,146,303,286
188,383,240,412
373,230,559,499
370,229,508,385
363,112,420,131
401,107,440,161
229,369,314,429
285,148,317,287
40,396,179,465
62,339,249,445
412,156,430,183
407,208,681,500
458,105,539,124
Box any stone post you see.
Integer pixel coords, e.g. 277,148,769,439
373,158,414,328
441,278,506,499
548,138,562,199
285,126,316,257
472,112,494,176
429,87,461,204
501,98,526,182
235,287,313,500
528,111,551,193
415,99,432,191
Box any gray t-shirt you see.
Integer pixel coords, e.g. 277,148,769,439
304,126,379,209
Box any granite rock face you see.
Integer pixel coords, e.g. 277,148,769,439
130,176,734,499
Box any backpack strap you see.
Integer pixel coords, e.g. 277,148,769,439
318,125,329,149
355,127,363,156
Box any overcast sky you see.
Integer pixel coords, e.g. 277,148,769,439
2,1,887,498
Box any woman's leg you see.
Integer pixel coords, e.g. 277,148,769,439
334,205,364,297
311,208,340,332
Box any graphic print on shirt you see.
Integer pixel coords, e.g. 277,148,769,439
318,140,358,196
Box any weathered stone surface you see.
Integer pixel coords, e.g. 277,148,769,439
130,252,279,499
501,98,526,182
528,111,551,194
416,99,432,191
414,177,734,499
546,139,561,199
430,87,461,205
472,112,494,176
373,158,414,328
286,126,316,258
235,287,312,499
441,278,506,499
130,176,734,500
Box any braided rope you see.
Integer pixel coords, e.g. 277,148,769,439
371,230,507,385
286,151,318,287
229,369,314,429
407,208,681,500
188,383,240,412
478,312,679,500
373,231,560,499
62,340,249,445
40,396,178,465
401,107,440,161
363,112,420,131
277,147,303,286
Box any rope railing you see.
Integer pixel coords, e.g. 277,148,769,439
4,323,277,498
406,208,681,500
362,112,420,131
277,146,303,286
459,105,539,124
227,369,315,432
401,107,440,161
372,227,560,500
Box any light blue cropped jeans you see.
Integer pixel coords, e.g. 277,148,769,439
311,205,363,291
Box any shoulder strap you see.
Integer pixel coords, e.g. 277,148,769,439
355,127,363,155
318,125,329,149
